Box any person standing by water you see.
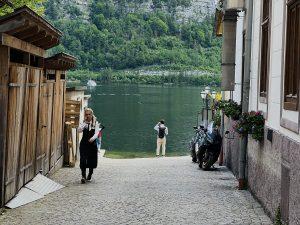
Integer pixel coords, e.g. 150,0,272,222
154,120,168,157
78,108,100,183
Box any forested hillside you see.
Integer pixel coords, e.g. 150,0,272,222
45,0,221,74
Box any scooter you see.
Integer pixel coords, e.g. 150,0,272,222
196,123,222,170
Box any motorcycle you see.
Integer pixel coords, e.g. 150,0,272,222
197,123,222,170
189,122,222,170
189,125,207,163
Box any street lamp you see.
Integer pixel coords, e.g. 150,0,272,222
200,86,216,128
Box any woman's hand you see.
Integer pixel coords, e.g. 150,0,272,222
88,138,94,143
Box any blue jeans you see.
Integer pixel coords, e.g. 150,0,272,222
96,138,101,150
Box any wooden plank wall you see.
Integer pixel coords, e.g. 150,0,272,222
2,63,66,204
49,71,59,172
17,65,30,190
44,81,54,175
23,68,41,185
35,74,47,174
0,46,9,206
59,74,66,163
5,65,27,202
57,72,65,162
49,70,65,173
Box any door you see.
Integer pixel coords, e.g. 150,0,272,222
4,65,27,202
35,73,47,174
45,81,54,174
18,67,41,189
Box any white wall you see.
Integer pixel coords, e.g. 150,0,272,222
249,0,261,112
267,0,284,130
232,11,245,104
249,0,300,143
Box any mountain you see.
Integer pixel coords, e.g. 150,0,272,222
47,0,215,22
45,0,221,73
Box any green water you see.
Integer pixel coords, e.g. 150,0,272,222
87,83,204,156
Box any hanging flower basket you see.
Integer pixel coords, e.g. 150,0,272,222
214,100,242,121
234,111,265,141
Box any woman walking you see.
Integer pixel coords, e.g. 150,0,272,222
78,108,100,183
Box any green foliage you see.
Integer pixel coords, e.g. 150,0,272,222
45,0,221,75
0,0,45,16
235,111,265,141
216,100,242,121
67,69,221,86
213,111,221,127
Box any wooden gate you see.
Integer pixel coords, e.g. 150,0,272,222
4,64,43,202
49,71,65,172
48,77,56,172
18,67,41,190
41,81,54,175
35,74,47,174
4,65,27,202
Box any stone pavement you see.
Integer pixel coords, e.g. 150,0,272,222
0,156,272,225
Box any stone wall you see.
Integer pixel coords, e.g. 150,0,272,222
247,127,300,225
223,116,240,177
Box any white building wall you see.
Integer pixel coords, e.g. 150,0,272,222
249,0,300,143
232,11,244,104
249,0,261,112
267,0,284,131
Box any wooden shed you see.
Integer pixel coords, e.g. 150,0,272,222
0,7,76,206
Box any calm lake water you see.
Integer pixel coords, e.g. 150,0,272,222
87,83,205,155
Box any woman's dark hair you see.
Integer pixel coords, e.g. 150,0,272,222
160,120,165,124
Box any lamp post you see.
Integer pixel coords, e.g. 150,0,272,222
200,87,216,128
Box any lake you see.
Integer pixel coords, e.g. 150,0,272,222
87,83,205,156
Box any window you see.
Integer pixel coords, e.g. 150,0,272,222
284,0,300,110
259,0,271,98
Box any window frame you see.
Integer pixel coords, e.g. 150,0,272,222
283,0,300,111
259,0,271,100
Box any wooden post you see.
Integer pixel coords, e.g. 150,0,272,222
0,46,9,206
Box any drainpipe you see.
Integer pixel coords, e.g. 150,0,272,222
238,0,253,190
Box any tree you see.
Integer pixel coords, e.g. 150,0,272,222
43,0,221,73
0,0,45,16
149,17,168,36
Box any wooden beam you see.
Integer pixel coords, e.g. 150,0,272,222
0,19,27,33
25,30,46,43
41,38,59,50
32,34,52,46
0,46,9,206
15,26,40,40
0,33,46,57
6,20,31,36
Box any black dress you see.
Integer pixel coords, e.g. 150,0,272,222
79,124,98,169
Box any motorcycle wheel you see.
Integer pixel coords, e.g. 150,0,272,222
197,146,206,168
190,142,197,163
202,152,215,170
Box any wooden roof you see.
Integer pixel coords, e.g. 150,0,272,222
0,6,62,49
0,0,13,8
45,53,77,70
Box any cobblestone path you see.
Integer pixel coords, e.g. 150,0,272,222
0,156,272,225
